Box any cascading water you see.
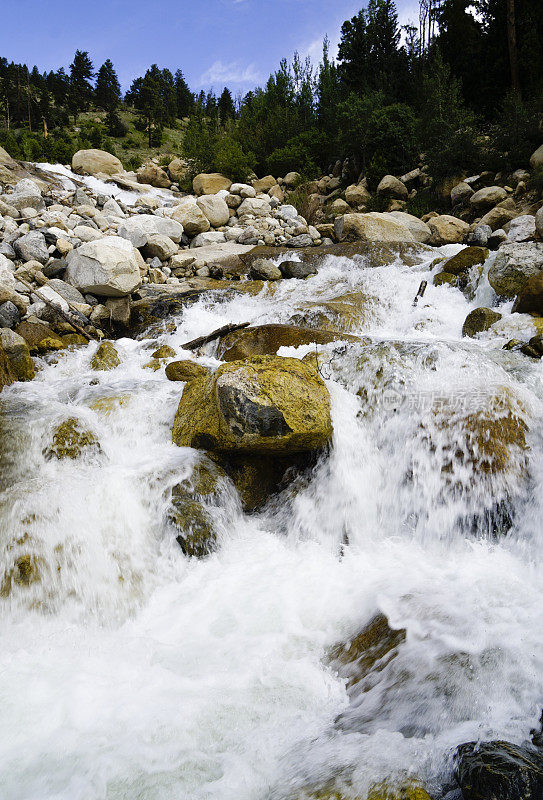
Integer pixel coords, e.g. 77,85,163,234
1,243,543,800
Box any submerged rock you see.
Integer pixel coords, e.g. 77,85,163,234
172,355,332,454
44,417,101,460
327,612,406,693
454,740,543,800
91,340,120,371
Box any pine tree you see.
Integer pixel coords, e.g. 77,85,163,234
174,69,194,118
68,50,94,122
217,87,235,123
95,59,121,112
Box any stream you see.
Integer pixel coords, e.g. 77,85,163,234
1,240,543,799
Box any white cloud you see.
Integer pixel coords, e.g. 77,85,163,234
199,60,262,87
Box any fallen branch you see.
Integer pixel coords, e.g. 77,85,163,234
15,276,94,341
181,321,250,350
412,280,428,307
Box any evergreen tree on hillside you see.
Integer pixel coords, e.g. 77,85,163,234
316,36,340,151
218,87,235,123
95,59,121,112
68,50,94,122
174,69,194,118
337,0,406,101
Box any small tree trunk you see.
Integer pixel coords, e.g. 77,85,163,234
507,0,521,94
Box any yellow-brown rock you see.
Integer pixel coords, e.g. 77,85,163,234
172,355,332,454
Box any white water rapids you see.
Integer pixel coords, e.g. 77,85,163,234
1,245,543,800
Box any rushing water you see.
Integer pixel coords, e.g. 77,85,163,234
1,244,543,800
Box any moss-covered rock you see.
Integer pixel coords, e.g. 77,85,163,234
367,780,433,800
62,333,89,346
462,307,502,338
0,329,34,381
0,553,42,597
454,740,543,800
91,340,120,371
165,360,211,382
169,497,217,558
43,417,101,460
15,320,66,354
0,342,13,390
151,344,176,359
441,246,488,276
172,355,332,455
90,395,130,414
218,324,358,361
433,271,458,287
327,613,406,693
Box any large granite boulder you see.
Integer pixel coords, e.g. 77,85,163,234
441,246,489,275
170,200,210,236
469,185,508,209
512,271,543,314
172,355,332,454
72,149,123,176
376,174,408,200
65,236,142,297
136,163,171,188
427,214,470,245
334,212,415,243
118,214,183,247
388,212,432,243
8,178,43,211
196,195,229,227
488,242,543,298
192,173,232,195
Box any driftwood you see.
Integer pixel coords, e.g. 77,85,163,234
181,321,250,351
15,276,94,341
412,280,428,307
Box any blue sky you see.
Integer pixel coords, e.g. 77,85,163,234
1,0,419,94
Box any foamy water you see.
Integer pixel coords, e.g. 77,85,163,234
1,246,543,800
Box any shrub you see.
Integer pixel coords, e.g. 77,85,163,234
215,135,256,182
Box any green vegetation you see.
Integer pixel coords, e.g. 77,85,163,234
0,0,541,189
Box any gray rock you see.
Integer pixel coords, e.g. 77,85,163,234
450,181,474,206
0,242,15,260
190,231,226,248
118,214,183,248
467,224,492,246
535,207,543,240
65,236,142,297
8,178,43,211
377,175,408,200
42,259,68,278
276,205,299,222
0,300,20,328
249,258,282,281
488,229,508,249
47,279,86,305
286,234,314,248
488,242,543,297
279,260,317,279
14,231,49,264
507,214,536,243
